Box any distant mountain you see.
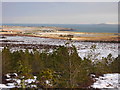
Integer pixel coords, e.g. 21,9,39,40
98,23,107,25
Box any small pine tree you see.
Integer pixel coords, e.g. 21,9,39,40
16,60,33,88
2,47,12,74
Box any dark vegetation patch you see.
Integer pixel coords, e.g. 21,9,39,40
0,40,24,42
0,43,58,49
1,45,120,88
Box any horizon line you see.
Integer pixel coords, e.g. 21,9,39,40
1,23,119,25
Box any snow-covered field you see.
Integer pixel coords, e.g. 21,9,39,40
91,73,120,89
0,36,119,59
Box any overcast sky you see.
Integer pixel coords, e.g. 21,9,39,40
2,2,118,24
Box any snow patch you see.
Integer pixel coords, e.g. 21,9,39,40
91,73,120,89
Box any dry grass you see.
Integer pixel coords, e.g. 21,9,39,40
0,31,119,42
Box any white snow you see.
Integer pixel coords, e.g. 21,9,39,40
0,84,9,88
1,73,119,89
0,36,119,59
91,73,120,89
0,83,15,88
25,76,37,83
0,73,37,88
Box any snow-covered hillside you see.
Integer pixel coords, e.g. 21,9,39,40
0,36,119,89
0,36,118,59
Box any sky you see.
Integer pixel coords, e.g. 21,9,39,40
2,2,118,24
